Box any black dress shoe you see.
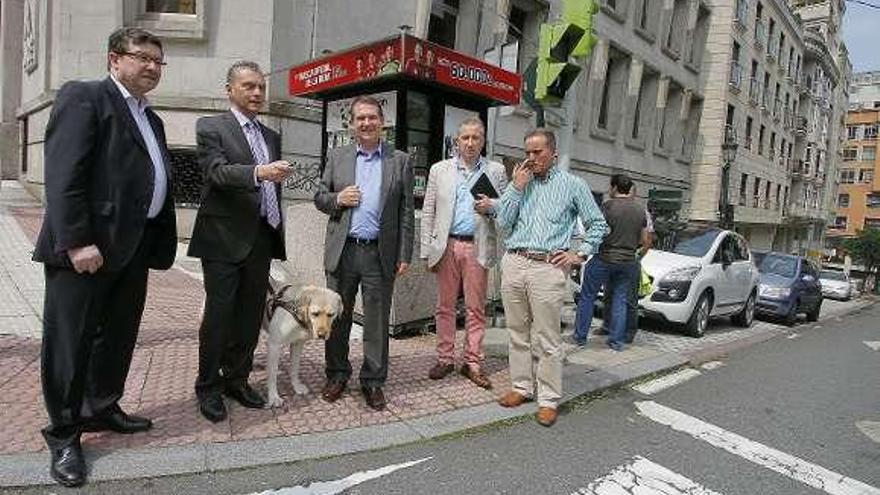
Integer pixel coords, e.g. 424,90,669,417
224,383,266,409
361,386,386,411
84,409,152,434
50,444,86,488
199,395,227,423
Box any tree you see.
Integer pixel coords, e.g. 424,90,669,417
843,228,880,292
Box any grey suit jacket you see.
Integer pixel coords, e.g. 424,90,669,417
420,158,507,269
314,142,414,279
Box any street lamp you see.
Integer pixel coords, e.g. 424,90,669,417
719,124,738,230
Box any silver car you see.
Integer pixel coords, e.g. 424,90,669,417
818,269,852,301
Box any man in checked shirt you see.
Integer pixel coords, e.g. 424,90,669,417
495,128,608,427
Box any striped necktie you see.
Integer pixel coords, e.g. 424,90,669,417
245,121,280,229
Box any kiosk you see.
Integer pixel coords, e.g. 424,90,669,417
287,33,521,333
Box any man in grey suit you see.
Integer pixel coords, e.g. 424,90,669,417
314,95,414,410
420,117,507,389
188,61,291,423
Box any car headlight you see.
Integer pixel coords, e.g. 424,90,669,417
759,285,790,298
661,265,702,282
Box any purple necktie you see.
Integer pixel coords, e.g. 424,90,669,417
245,121,280,229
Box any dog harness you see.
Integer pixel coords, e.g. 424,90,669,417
265,283,309,329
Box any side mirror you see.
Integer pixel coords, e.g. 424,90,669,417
721,251,733,266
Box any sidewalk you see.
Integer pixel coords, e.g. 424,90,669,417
0,180,873,487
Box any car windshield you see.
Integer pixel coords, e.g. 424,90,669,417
759,255,797,277
670,229,721,258
820,270,847,281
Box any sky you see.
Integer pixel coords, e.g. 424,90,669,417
842,1,880,73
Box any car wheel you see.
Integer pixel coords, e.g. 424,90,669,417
784,299,799,327
732,291,755,328
684,292,710,338
806,298,821,322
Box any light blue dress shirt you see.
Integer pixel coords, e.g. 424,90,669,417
449,157,484,236
348,145,383,239
497,166,608,255
110,75,167,218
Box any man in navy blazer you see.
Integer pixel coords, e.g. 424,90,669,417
33,27,177,487
188,61,291,424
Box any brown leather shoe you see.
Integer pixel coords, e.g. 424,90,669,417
361,386,386,411
428,362,455,380
321,380,346,403
536,407,558,427
460,365,492,389
497,390,531,408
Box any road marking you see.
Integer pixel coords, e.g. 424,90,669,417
636,401,880,495
249,457,431,495
856,421,880,444
787,333,800,339
700,361,725,371
632,369,702,395
864,341,880,352
572,456,723,495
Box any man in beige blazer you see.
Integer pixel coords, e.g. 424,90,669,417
420,117,507,388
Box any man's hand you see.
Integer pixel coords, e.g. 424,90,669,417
67,245,103,274
550,250,583,273
474,194,494,215
396,261,410,276
256,160,293,183
511,161,533,192
336,185,361,208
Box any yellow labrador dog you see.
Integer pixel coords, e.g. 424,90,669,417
263,283,342,408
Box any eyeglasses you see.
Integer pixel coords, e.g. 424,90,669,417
117,51,167,67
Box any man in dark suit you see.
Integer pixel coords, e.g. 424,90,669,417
314,96,414,411
33,27,177,487
188,61,291,423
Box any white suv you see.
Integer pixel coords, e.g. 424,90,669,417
640,228,759,337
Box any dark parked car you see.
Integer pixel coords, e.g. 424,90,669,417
755,252,823,325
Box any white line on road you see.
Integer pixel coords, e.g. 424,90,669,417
787,333,800,339
248,457,432,495
700,361,726,371
572,456,723,495
856,421,880,444
863,341,880,352
632,368,702,395
636,401,880,495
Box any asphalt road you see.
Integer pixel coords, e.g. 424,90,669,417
6,302,879,495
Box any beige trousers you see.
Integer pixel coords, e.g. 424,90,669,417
500,252,567,408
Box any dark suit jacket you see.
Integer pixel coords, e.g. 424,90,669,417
187,111,286,262
314,142,414,279
33,77,177,271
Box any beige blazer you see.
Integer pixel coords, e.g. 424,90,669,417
420,158,507,269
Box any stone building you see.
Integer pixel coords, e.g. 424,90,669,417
850,71,880,110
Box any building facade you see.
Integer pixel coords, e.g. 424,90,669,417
850,71,880,111
828,106,880,242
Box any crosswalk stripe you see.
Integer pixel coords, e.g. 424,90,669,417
632,368,702,395
636,401,880,495
863,341,880,352
248,457,431,495
571,456,723,495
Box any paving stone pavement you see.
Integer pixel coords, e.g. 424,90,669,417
0,180,871,486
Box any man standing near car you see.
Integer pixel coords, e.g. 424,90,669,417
33,27,177,487
420,117,507,389
495,129,607,427
572,174,647,352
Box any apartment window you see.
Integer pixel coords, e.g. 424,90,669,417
657,82,683,150
753,177,761,207
846,125,858,140
745,116,754,150
631,68,659,140
778,33,786,61
762,71,771,108
868,193,880,208
764,182,771,209
726,105,736,128
600,0,629,22
127,0,204,38
775,184,782,210
865,218,880,230
687,4,711,68
863,146,877,161
787,46,795,75
664,0,688,56
730,43,742,88
838,193,850,208
769,132,776,160
739,173,749,205
635,0,661,37
843,148,857,161
428,0,459,49
734,0,748,25
596,48,629,134
749,60,760,104
833,216,847,230
861,169,874,184
755,3,765,45
865,124,879,140
780,138,787,165
758,124,766,155
767,19,776,57
839,169,855,184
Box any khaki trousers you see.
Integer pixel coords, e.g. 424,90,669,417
500,252,567,408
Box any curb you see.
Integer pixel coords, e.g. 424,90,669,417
0,298,874,487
